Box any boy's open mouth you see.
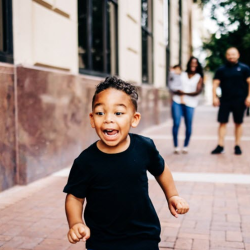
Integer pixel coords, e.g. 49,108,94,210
103,129,119,136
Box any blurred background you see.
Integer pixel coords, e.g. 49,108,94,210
0,0,249,191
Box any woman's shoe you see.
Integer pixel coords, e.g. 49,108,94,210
174,147,180,154
182,147,188,154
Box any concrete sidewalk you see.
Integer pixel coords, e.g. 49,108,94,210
0,105,250,250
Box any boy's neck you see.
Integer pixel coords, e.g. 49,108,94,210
97,134,131,154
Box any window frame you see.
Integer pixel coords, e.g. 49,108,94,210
141,0,153,84
178,0,182,66
0,0,13,64
165,0,171,86
78,0,118,77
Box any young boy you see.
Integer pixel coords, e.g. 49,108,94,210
169,65,182,90
169,65,184,104
63,76,189,250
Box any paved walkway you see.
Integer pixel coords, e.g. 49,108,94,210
0,103,250,250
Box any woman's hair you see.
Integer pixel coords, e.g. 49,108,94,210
186,56,203,78
92,76,138,110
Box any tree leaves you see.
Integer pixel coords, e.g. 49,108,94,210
202,0,250,71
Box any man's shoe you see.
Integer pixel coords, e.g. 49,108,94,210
211,145,224,154
234,145,242,155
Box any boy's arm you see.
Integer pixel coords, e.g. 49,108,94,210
65,194,85,227
155,163,189,217
65,194,90,243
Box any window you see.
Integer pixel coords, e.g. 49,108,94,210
78,0,118,76
141,0,153,84
0,0,13,63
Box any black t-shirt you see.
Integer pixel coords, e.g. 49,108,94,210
214,62,250,102
63,133,165,250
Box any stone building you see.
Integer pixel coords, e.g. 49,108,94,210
0,0,197,191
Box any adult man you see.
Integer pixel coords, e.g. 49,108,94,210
211,47,250,155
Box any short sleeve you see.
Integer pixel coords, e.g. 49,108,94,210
63,158,90,198
147,139,165,176
244,65,250,79
214,68,222,80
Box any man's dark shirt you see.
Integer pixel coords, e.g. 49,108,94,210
63,133,165,250
214,62,250,102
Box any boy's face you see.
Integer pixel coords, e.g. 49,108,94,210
174,67,182,74
89,88,141,153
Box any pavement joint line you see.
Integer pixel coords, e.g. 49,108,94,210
53,168,250,185
52,167,71,177
1,170,250,210
147,124,250,128
140,121,169,134
150,172,250,184
141,122,250,134
146,135,250,141
175,172,250,184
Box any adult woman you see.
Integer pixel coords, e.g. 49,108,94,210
171,56,203,154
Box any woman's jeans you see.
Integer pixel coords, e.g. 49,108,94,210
172,101,195,147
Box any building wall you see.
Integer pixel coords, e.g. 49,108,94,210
153,0,166,88
0,0,198,190
12,0,78,73
15,66,98,185
169,0,193,69
181,0,192,69
0,63,16,191
170,0,180,66
12,0,193,84
118,0,142,84
0,64,169,190
118,0,168,87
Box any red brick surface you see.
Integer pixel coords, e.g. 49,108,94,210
0,104,250,249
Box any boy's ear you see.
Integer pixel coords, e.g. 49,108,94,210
89,113,95,128
131,112,141,128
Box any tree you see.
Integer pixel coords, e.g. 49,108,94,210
201,0,250,71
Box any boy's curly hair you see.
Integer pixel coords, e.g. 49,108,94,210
92,76,138,110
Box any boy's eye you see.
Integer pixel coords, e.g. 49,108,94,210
115,112,123,116
95,112,104,116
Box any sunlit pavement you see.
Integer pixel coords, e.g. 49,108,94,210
144,103,250,250
1,100,250,249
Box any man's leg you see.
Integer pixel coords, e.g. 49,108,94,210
218,123,227,146
232,101,246,155
235,123,242,146
211,102,230,154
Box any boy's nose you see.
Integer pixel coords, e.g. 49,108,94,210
104,114,114,123
104,119,113,124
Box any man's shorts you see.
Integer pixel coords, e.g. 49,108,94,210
218,101,246,124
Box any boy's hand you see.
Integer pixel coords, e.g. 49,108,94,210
67,223,90,244
168,196,189,218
